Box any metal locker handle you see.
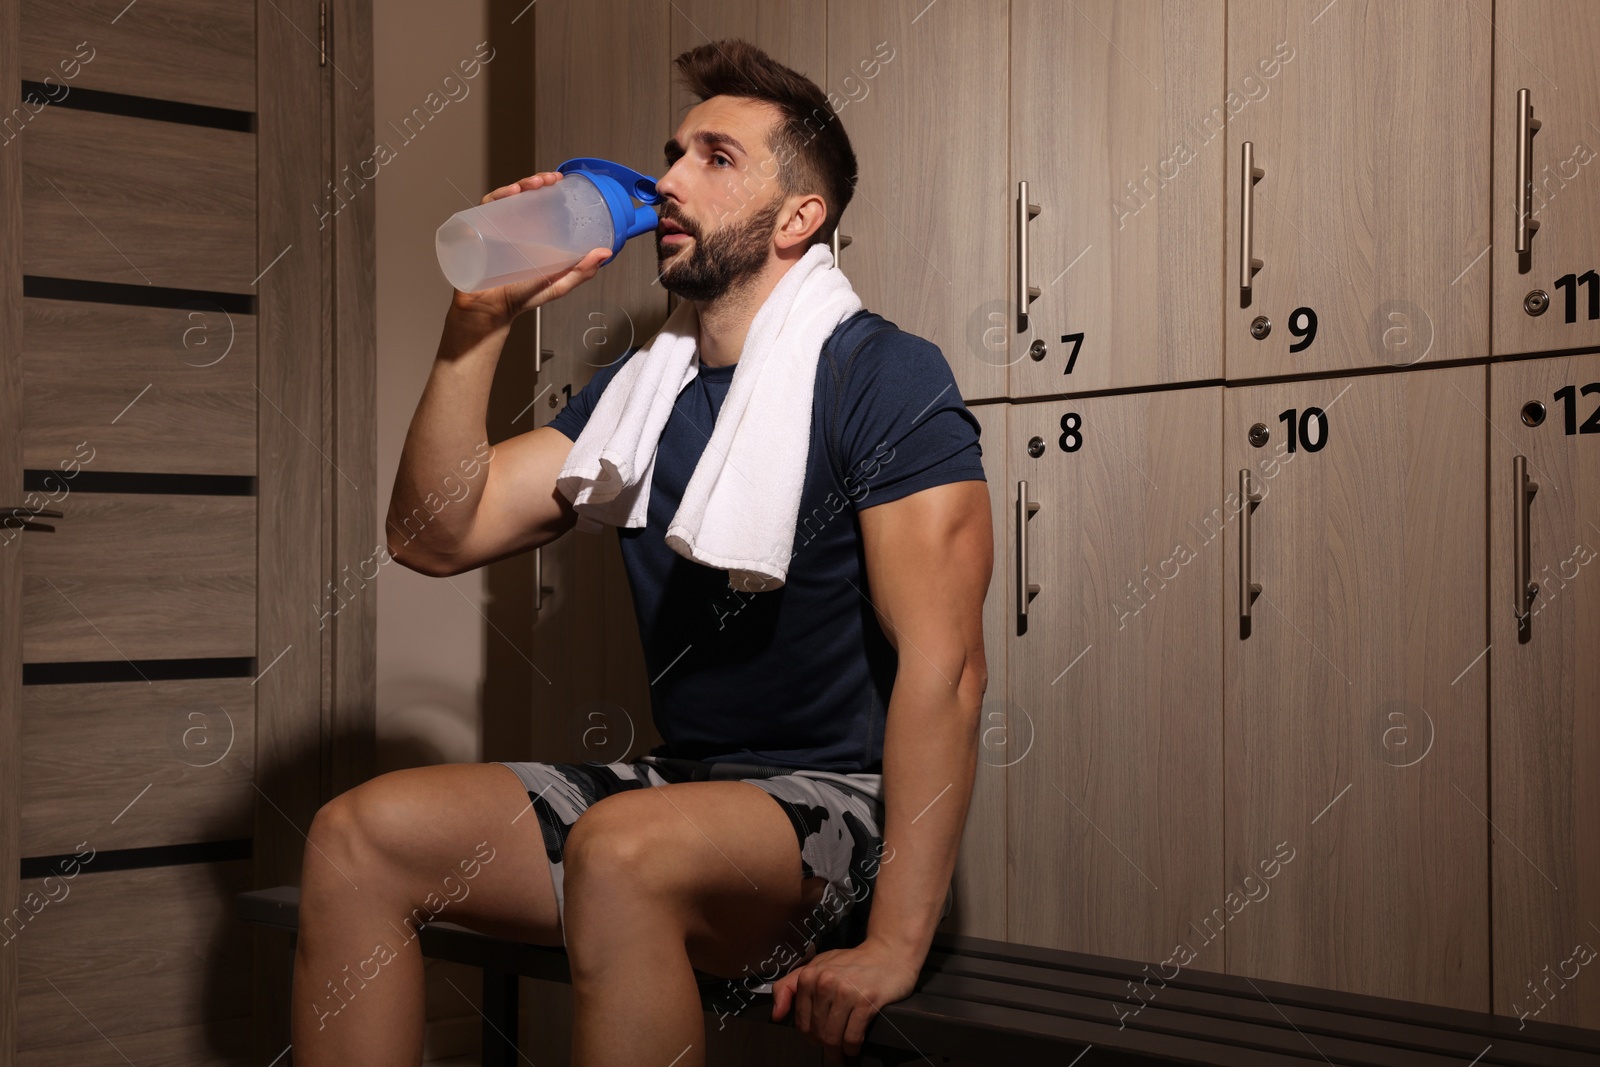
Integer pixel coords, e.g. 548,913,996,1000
2,505,63,531
1516,88,1542,255
1238,469,1263,623
831,229,853,269
1016,181,1040,330
1513,455,1540,621
533,305,555,375
1016,480,1040,617
1239,142,1265,297
534,544,554,612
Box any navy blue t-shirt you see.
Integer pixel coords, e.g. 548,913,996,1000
548,308,986,773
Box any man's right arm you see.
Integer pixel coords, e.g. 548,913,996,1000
385,170,613,578
385,305,582,578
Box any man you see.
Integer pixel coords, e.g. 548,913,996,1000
294,38,991,1066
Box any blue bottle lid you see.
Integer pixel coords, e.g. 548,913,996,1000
556,157,662,257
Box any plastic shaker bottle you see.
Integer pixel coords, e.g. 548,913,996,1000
435,157,662,292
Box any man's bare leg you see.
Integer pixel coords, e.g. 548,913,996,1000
563,780,828,1067
291,762,561,1065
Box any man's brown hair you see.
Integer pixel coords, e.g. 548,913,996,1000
672,39,857,249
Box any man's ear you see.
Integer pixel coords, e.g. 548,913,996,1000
776,192,828,251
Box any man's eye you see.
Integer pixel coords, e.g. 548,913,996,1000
712,154,731,167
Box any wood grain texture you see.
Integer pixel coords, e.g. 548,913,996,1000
668,0,825,123
21,107,256,292
945,401,1007,943
14,861,252,1053
21,0,256,112
1007,387,1225,964
533,0,669,768
1009,0,1225,395
253,0,328,1055
19,1020,250,1067
21,679,256,855
1225,1,1490,379
1491,2,1600,357
2,0,25,1057
328,0,377,800
827,0,1009,403
23,298,257,476
21,493,255,661
1222,365,1488,1008
1489,353,1600,1029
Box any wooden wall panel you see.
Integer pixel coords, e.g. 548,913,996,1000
13,862,251,1055
21,494,255,661
22,679,256,855
3,0,27,1058
21,0,256,112
21,108,255,292
24,298,257,476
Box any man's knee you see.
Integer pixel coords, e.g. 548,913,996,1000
563,793,672,896
305,772,420,885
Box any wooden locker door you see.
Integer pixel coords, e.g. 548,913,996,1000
1009,1,1225,397
531,0,669,768
1224,2,1490,380
668,0,824,120
1222,366,1488,1008
1489,353,1600,1030
826,0,1008,403
1006,387,1224,965
1492,3,1600,357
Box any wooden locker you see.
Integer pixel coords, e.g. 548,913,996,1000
531,0,669,770
1221,365,1488,1008
1006,386,1224,964
1224,1,1490,380
1489,353,1600,1030
668,0,825,122
826,0,1009,403
1009,0,1225,397
1492,2,1600,357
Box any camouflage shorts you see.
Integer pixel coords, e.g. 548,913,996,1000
496,754,948,996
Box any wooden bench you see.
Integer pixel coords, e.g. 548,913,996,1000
239,886,1600,1066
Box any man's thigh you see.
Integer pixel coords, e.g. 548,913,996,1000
318,761,564,947
562,779,829,979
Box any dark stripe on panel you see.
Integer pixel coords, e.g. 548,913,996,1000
23,657,256,685
24,275,255,314
19,80,254,133
22,471,256,495
20,838,253,879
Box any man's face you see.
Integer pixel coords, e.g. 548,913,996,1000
654,96,786,302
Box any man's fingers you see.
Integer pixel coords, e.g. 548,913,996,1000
842,999,876,1057
793,966,816,1034
819,979,856,1057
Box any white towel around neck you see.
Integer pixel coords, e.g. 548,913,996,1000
555,242,863,592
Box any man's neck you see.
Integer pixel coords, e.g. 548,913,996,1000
690,250,803,369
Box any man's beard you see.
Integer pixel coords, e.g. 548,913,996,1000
657,194,783,303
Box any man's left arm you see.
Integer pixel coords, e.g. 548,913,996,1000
771,477,993,1059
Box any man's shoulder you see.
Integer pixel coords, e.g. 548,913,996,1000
821,310,946,388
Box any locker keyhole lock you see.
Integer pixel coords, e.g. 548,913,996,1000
1524,289,1549,316
1250,315,1272,340
1521,400,1546,427
1248,422,1271,447
1027,435,1046,458
1028,338,1048,362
